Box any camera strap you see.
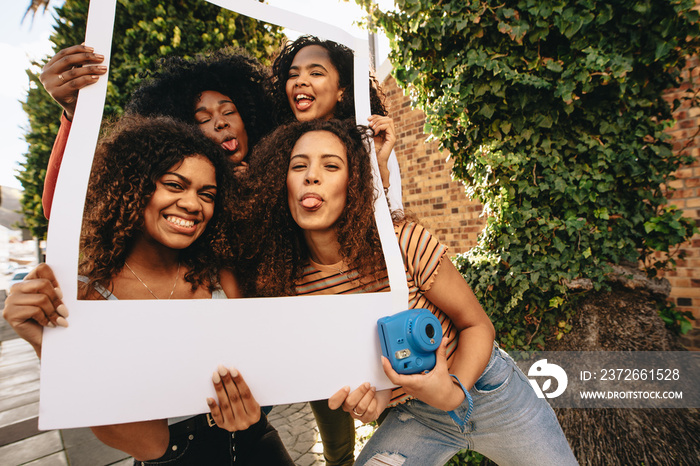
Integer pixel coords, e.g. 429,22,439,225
448,374,474,424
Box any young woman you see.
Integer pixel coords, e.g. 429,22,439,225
270,35,402,213
269,38,405,463
40,46,272,217
3,115,294,466
243,119,578,466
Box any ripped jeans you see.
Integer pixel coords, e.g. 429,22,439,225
355,343,578,466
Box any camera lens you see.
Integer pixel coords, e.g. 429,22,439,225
425,323,435,338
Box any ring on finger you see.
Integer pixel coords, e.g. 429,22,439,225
58,74,65,81
352,408,364,416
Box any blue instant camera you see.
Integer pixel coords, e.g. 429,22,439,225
377,309,442,374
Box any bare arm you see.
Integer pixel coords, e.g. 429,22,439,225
423,258,495,392
381,259,495,412
219,269,244,298
91,420,170,461
40,45,107,218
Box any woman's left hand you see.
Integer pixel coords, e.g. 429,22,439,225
381,338,466,412
368,115,396,188
328,383,391,424
233,161,249,177
207,365,261,431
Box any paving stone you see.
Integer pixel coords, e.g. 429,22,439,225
24,451,69,466
0,431,63,465
0,390,40,412
0,380,41,400
61,427,131,466
0,416,41,447
0,358,40,380
0,401,39,429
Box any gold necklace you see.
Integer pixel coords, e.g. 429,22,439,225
124,261,180,299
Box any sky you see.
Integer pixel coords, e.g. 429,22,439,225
0,0,392,191
1,2,58,190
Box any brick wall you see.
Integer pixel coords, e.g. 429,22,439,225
660,56,700,349
382,77,484,254
381,55,700,347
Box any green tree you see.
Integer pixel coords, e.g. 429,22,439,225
361,0,700,350
18,0,284,239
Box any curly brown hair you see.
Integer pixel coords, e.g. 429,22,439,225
78,115,237,298
241,119,386,296
126,48,273,157
269,35,388,125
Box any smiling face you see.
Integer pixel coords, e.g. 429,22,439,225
287,130,349,234
286,45,344,122
194,90,249,163
142,155,217,250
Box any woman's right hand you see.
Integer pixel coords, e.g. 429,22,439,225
328,383,391,424
2,263,69,357
39,44,107,121
207,365,261,432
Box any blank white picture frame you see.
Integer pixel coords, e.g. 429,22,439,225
40,0,408,429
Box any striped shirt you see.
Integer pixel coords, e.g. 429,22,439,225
295,222,459,406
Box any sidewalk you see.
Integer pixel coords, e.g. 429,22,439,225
0,310,327,465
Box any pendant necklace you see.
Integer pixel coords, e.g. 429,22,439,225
124,261,180,299
328,263,350,278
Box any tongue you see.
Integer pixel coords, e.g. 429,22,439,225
222,139,238,152
296,99,313,110
302,197,322,209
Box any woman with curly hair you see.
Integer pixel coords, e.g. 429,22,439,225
244,119,577,466
40,46,272,218
4,115,295,466
269,35,403,214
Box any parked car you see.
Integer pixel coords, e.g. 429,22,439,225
3,263,19,275
7,269,31,290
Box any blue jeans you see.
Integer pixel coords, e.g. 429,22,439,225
356,343,578,466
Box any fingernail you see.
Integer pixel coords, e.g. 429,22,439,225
97,66,107,71
212,371,221,384
56,317,68,328
47,322,56,328
217,364,228,377
229,367,239,378
84,46,93,51
95,54,104,59
56,304,69,318
206,397,215,406
54,287,63,299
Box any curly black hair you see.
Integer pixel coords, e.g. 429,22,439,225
269,35,388,125
240,118,385,297
79,115,238,298
126,48,272,153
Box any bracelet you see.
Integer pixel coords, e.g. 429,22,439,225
449,374,474,421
